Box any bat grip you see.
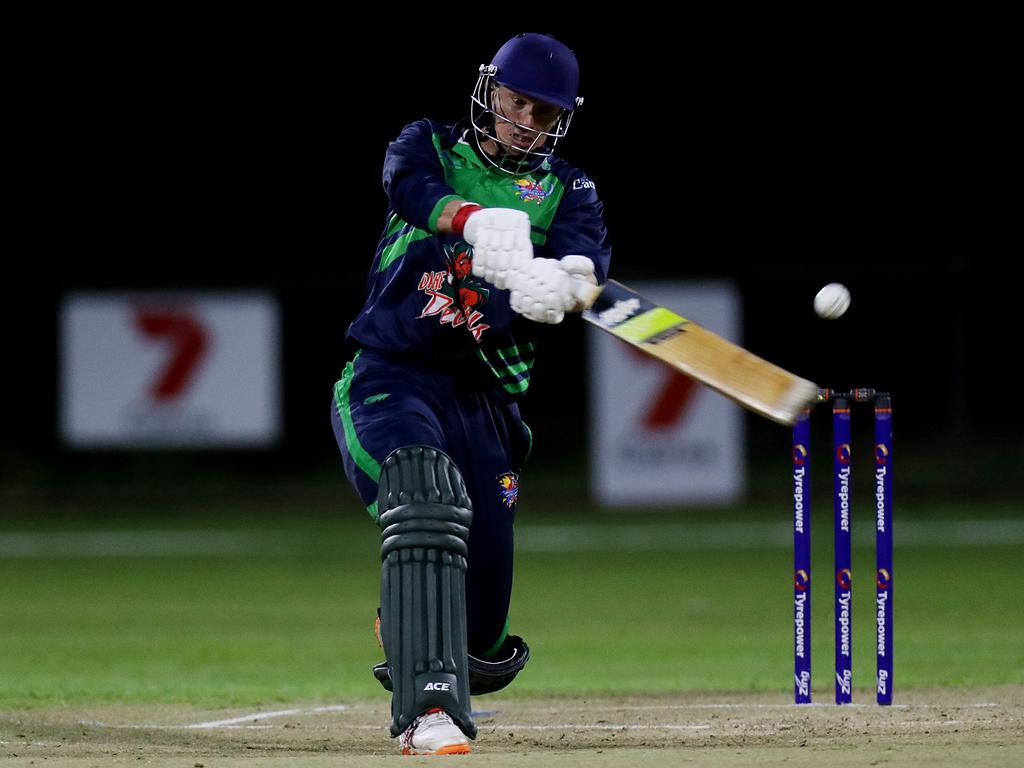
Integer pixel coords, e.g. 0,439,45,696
576,281,604,310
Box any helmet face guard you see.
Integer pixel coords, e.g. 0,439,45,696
469,34,583,175
470,68,579,174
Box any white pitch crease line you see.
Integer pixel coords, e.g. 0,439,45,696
480,724,711,731
0,740,64,747
80,719,710,733
78,700,1003,733
263,724,711,732
898,719,998,727
81,722,281,731
184,704,350,729
81,705,350,731
578,701,1000,711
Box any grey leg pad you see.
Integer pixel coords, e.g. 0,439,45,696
378,446,476,739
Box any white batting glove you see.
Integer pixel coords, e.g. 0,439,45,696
460,207,533,290
559,255,598,312
509,257,590,324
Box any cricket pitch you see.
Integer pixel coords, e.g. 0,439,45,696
2,685,1021,767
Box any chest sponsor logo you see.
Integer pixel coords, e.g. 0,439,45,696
417,244,491,341
513,178,549,203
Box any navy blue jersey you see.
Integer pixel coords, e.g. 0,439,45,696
346,118,611,397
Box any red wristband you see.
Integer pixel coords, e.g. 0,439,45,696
450,203,483,236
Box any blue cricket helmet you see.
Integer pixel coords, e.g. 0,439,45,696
470,33,584,174
490,33,580,111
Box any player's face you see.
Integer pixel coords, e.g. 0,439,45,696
490,85,562,156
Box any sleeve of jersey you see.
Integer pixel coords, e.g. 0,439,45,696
382,120,461,233
545,173,612,284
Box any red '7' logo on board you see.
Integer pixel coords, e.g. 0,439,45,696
134,309,208,400
627,347,697,429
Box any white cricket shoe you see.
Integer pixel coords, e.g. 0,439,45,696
399,707,471,755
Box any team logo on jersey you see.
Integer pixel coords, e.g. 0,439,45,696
512,178,549,203
417,244,491,341
497,471,520,509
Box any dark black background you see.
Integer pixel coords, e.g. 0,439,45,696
4,17,1018,503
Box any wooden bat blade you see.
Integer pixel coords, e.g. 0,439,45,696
581,280,818,425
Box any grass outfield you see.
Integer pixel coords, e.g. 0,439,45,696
1,500,1022,708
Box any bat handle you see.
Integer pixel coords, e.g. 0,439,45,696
576,281,604,310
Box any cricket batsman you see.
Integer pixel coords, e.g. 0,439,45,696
330,32,611,755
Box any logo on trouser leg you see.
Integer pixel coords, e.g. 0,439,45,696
497,472,519,509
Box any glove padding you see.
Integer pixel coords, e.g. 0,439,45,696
462,208,533,290
509,256,596,324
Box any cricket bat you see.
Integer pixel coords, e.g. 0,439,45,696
580,280,818,425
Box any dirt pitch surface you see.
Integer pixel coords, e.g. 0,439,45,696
2,686,1021,767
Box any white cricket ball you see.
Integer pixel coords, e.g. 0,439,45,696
814,282,851,320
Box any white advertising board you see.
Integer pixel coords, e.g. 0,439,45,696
60,293,281,447
588,282,745,505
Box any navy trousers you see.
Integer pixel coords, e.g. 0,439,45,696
331,348,531,656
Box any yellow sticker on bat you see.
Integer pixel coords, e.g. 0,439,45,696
614,307,688,344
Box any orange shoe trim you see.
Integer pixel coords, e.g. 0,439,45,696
402,744,471,756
